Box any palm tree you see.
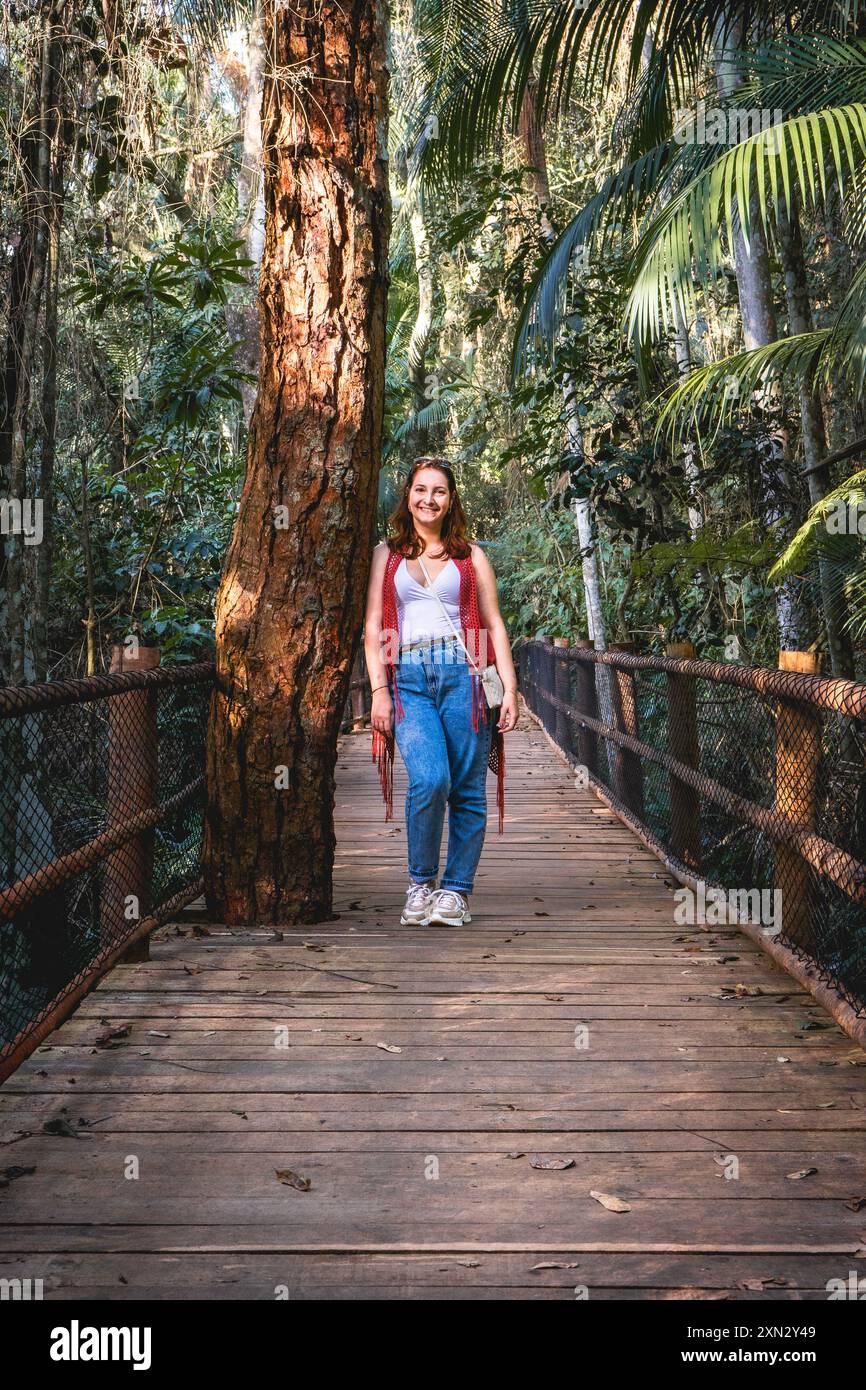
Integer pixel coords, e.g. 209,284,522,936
409,2,866,668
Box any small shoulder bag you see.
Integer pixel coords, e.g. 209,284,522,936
416,554,505,708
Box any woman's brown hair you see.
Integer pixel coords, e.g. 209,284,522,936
386,457,472,559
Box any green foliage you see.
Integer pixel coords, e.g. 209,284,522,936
769,469,866,578
635,523,779,584
490,511,587,637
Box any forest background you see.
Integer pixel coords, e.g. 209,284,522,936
4,0,866,688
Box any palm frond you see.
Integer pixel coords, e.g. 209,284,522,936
738,33,866,114
391,393,456,441
625,103,866,343
768,468,866,580
410,0,751,189
654,333,830,448
512,143,678,373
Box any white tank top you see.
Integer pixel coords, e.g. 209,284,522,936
394,556,463,644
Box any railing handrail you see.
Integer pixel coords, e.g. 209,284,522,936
528,639,866,719
519,636,866,1027
0,660,216,718
538,681,866,904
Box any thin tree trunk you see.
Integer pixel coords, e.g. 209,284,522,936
407,187,435,448
519,83,608,649
35,81,65,682
775,199,855,677
3,5,61,684
715,26,806,652
233,12,267,425
80,453,98,676
204,0,391,925
672,300,703,537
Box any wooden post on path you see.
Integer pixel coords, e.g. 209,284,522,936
101,643,160,964
775,650,823,951
665,640,701,872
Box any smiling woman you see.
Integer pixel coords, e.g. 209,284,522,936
364,456,518,928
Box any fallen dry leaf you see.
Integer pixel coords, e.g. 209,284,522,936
740,1277,790,1291
0,1165,36,1188
94,1024,131,1048
531,1261,580,1270
589,1189,631,1212
845,1198,866,1212
529,1154,575,1170
274,1168,311,1191
42,1117,79,1138
376,1042,402,1054
786,1167,818,1180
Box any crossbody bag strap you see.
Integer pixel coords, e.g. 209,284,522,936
416,555,482,674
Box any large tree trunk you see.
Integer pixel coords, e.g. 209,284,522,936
203,0,391,925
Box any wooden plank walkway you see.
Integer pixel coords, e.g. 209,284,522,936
2,708,866,1300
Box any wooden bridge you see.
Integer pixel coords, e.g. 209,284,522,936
2,707,865,1300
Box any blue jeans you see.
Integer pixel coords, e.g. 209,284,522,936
394,635,493,894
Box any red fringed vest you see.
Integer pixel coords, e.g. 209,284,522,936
371,547,506,834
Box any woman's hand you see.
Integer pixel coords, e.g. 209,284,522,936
371,687,394,735
497,690,518,732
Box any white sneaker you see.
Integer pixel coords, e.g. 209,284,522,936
401,879,436,926
426,888,471,927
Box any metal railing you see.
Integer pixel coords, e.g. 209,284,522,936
0,657,215,1079
519,638,866,1020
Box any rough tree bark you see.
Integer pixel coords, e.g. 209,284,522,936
203,0,391,925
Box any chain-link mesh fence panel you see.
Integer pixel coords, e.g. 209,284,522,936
0,664,214,1070
518,640,866,1016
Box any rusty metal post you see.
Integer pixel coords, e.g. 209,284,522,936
553,637,573,753
608,642,646,817
775,650,823,951
101,644,160,963
665,640,701,872
574,639,599,776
